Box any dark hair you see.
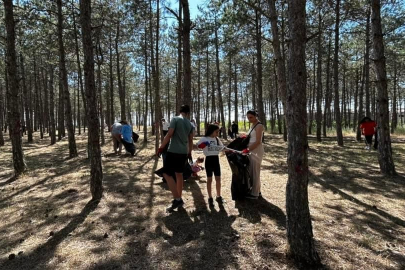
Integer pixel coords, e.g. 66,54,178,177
180,104,190,113
205,124,220,137
247,110,258,117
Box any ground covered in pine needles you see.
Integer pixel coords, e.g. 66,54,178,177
0,130,404,270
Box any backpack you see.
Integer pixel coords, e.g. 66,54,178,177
132,132,139,143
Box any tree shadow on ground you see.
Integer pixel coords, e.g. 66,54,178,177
234,198,286,229
310,171,405,269
0,199,100,270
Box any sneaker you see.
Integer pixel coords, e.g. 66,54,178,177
216,196,225,204
166,199,184,212
245,194,258,200
208,197,214,206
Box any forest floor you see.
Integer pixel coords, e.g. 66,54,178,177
0,129,405,270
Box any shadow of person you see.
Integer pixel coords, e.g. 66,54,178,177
234,198,286,229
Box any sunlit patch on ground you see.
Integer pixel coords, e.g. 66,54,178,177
0,130,404,269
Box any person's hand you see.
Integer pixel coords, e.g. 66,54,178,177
197,141,210,149
242,148,250,154
156,147,164,157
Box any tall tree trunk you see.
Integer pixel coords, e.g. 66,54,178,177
214,20,226,139
58,0,78,157
255,5,266,129
49,66,57,145
197,56,201,136
316,9,322,142
143,29,149,143
371,0,396,176
151,0,161,151
333,0,344,146
234,63,238,124
391,60,398,133
286,0,320,265
115,24,125,121
181,0,191,108
72,0,86,129
176,1,183,114
0,83,5,146
4,0,26,175
109,33,115,126
20,54,33,143
80,0,103,200
365,8,371,117
268,0,287,140
96,40,105,145
323,36,332,137
357,63,365,141
353,68,359,132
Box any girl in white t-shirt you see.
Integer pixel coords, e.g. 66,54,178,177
197,124,224,206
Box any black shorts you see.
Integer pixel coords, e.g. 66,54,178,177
164,152,188,174
205,156,221,177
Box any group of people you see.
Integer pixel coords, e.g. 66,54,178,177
111,120,136,156
110,107,378,212
157,105,264,212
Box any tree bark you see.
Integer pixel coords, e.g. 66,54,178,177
323,36,332,137
72,0,86,130
214,18,227,139
80,0,104,200
255,5,266,130
316,9,322,142
365,8,371,117
181,0,191,109
49,66,57,145
371,0,396,176
0,83,5,146
57,0,78,157
333,0,344,146
391,59,398,133
286,0,320,265
109,33,115,127
4,0,26,175
268,0,287,140
176,1,183,114
20,54,33,143
115,23,125,121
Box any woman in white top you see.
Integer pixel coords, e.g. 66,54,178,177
244,110,264,199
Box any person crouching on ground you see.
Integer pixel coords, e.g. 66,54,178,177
197,124,225,207
157,105,194,212
120,120,135,156
244,110,264,200
111,121,122,154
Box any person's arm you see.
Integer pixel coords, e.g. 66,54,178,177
188,131,194,154
248,124,264,151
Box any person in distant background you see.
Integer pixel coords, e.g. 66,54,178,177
359,117,376,150
162,118,170,137
231,121,239,139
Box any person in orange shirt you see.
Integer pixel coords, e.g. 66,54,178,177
359,117,376,150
